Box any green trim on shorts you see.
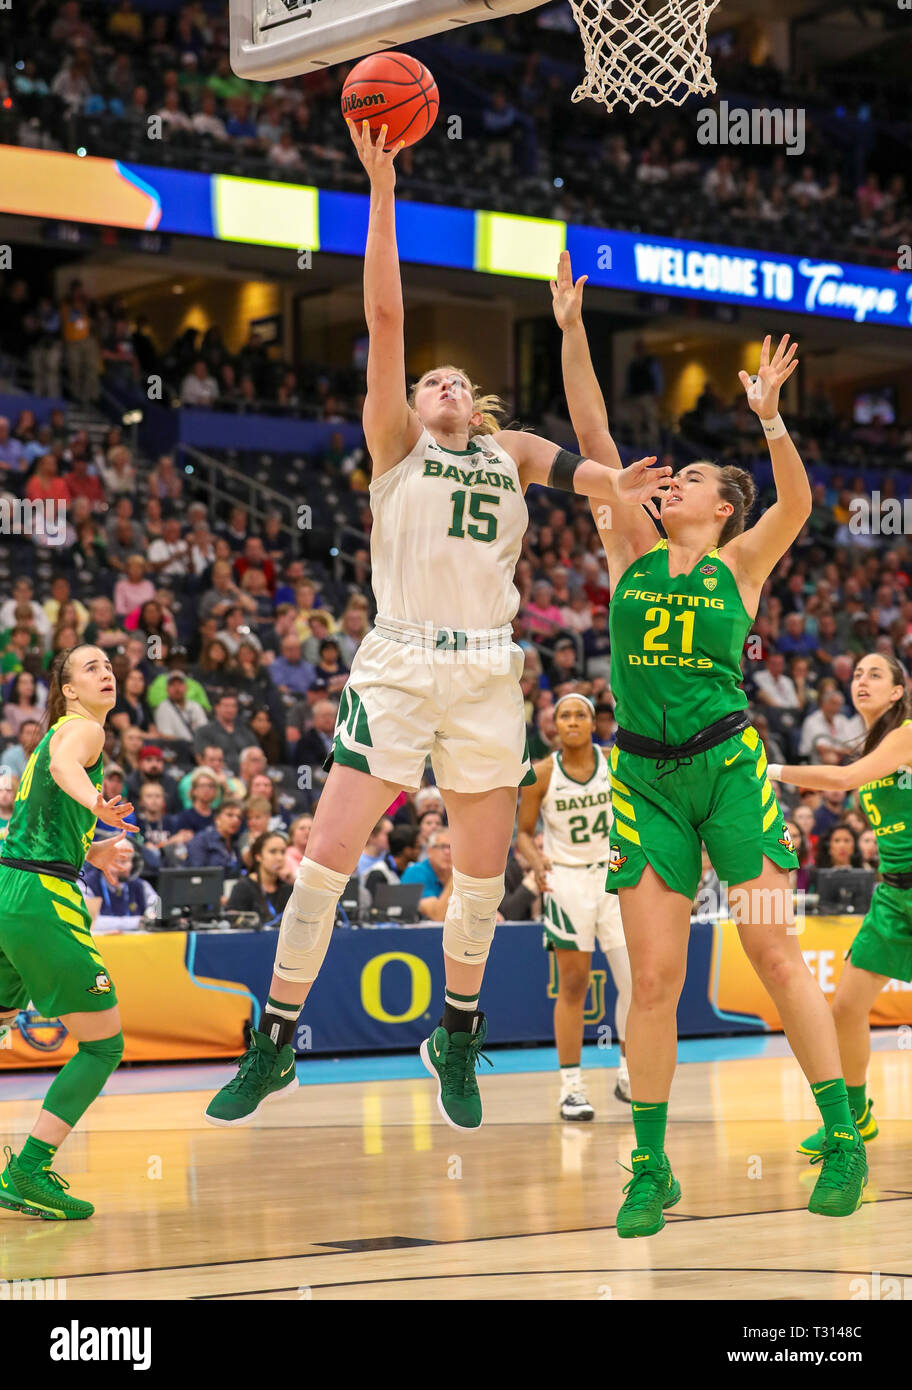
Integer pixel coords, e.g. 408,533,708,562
543,925,582,952
329,737,372,778
849,881,912,983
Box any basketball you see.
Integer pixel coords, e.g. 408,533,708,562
341,52,439,150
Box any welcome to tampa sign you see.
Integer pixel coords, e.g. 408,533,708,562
568,225,912,328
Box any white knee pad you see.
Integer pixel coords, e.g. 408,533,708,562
274,857,350,984
441,868,505,965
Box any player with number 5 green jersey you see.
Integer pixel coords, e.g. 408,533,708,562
553,248,866,1235
769,652,912,1161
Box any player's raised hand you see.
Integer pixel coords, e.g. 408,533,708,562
89,833,135,887
93,792,138,834
615,455,672,518
738,334,799,419
346,119,405,191
550,250,588,331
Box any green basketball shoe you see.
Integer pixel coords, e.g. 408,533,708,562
617,1147,682,1238
808,1124,868,1217
0,1146,94,1220
799,1100,878,1157
205,1029,298,1127
420,1014,491,1130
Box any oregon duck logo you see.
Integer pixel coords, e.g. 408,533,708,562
87,971,112,996
609,851,627,874
779,824,796,853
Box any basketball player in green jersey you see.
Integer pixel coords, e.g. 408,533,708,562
766,652,911,1158
0,645,137,1220
551,250,867,1235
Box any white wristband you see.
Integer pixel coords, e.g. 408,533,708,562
766,764,783,781
760,414,786,440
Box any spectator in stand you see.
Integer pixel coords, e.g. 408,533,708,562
0,720,40,778
62,454,107,510
172,767,220,835
268,131,304,171
547,637,584,687
334,597,371,667
192,691,255,767
154,670,209,742
777,611,817,658
248,707,286,765
293,699,336,788
753,651,799,708
268,633,316,697
110,667,151,734
185,800,243,872
798,687,866,762
59,281,98,404
42,577,88,635
148,517,191,580
25,454,71,505
0,580,52,642
100,445,136,497
82,856,157,935
625,338,663,442
282,813,313,879
114,556,156,619
82,596,124,651
227,831,291,925
402,828,453,922
1,672,45,741
181,359,220,406
582,604,611,679
0,418,27,475
525,580,565,640
147,453,183,504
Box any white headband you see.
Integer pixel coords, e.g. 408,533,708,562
554,693,596,717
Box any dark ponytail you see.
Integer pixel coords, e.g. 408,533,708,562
862,652,911,755
38,643,94,738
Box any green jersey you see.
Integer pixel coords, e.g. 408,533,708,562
2,714,103,872
609,540,750,744
858,721,912,874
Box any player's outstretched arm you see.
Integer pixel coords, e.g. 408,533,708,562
550,250,661,563
724,334,810,596
48,720,136,834
348,119,421,474
768,724,912,793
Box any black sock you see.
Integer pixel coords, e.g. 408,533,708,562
258,995,300,1050
442,1004,482,1035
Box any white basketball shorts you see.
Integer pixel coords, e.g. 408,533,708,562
328,618,536,795
543,861,626,954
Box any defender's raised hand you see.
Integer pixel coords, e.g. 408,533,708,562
738,334,799,419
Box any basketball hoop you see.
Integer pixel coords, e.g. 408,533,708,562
568,0,722,112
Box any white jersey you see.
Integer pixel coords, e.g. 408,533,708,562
368,427,528,630
541,747,614,867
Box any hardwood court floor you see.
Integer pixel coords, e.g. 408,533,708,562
1,1045,910,1300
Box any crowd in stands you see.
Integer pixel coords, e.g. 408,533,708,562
0,378,906,929
3,0,909,264
0,274,365,419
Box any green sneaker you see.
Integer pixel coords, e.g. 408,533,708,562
420,1014,491,1130
617,1147,682,1238
808,1125,868,1217
799,1100,878,1157
205,1029,298,1127
0,1146,93,1220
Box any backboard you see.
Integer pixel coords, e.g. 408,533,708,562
230,0,553,81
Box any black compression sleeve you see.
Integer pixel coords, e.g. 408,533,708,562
547,448,585,493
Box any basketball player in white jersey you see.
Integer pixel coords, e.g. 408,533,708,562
517,694,632,1119
206,122,668,1133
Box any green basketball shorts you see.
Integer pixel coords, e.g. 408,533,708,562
0,864,117,1018
849,882,912,983
606,725,798,900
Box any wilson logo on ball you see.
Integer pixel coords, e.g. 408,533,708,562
341,92,389,114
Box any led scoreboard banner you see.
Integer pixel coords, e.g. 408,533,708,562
1,146,909,329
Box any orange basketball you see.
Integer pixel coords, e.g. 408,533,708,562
341,52,439,151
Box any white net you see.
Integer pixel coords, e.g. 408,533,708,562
568,0,722,112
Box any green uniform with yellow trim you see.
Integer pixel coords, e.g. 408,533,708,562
851,723,912,981
0,714,116,1018
607,541,797,899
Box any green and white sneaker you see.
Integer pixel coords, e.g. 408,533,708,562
205,1029,298,1127
617,1147,682,1238
808,1123,868,1217
420,1014,490,1130
799,1100,878,1157
0,1146,94,1220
